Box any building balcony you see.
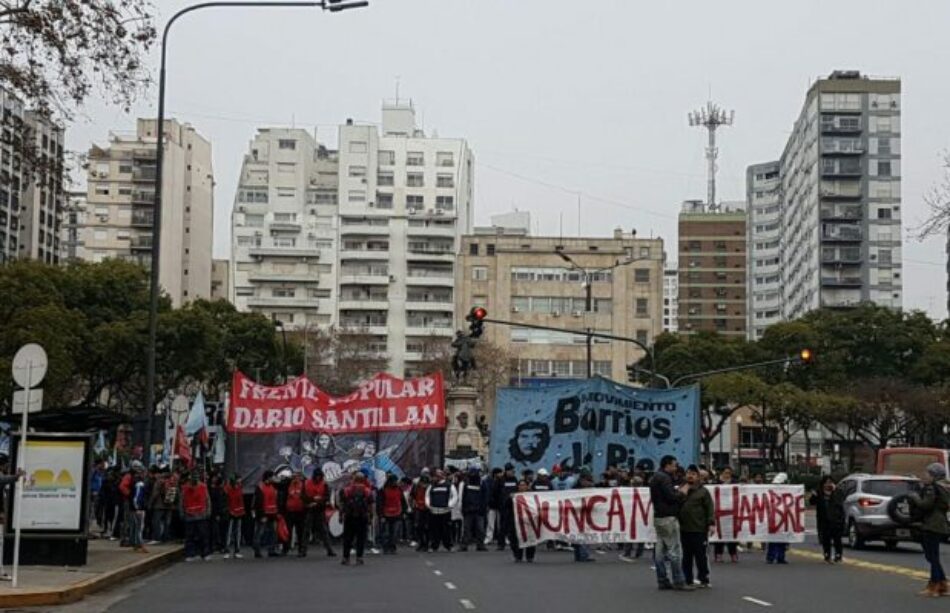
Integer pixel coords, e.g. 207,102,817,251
406,271,454,287
407,248,455,262
130,235,153,250
338,299,389,311
820,205,862,221
340,273,390,285
133,148,157,160
130,212,154,227
820,298,862,309
338,322,388,335
820,121,862,134
132,191,155,205
406,300,454,312
407,224,456,238
248,245,322,259
340,225,391,236
821,166,862,178
339,248,390,260
821,253,862,265
246,272,320,284
822,143,864,155
132,167,156,183
822,225,862,241
246,296,320,309
269,221,302,232
406,325,454,337
820,183,862,199
821,276,862,287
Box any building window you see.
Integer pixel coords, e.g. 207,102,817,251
486,244,495,256
349,190,366,203
94,185,110,196
407,152,424,166
273,288,296,298
593,361,611,377
349,140,367,153
877,208,892,220
407,172,424,187
278,139,296,150
379,150,395,165
877,161,892,177
472,266,488,281
349,165,367,178
436,196,454,210
634,268,650,283
636,329,648,345
277,188,296,199
879,249,892,265
436,151,454,167
377,171,394,186
437,174,454,188
877,138,891,155
406,195,424,209
469,243,479,255
376,193,393,209
636,298,648,316
274,212,296,222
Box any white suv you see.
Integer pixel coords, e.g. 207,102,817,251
837,474,920,550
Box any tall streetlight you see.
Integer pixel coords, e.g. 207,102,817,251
274,320,289,382
555,250,653,379
144,0,369,446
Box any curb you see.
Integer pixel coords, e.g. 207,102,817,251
790,548,929,581
0,546,183,608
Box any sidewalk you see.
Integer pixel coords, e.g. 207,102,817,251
0,538,182,608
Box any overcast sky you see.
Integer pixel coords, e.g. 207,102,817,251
67,0,950,320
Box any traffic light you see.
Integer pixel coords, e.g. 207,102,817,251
466,306,488,338
626,363,638,383
799,348,814,364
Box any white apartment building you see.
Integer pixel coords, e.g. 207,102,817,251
230,129,339,328
746,161,781,340
337,102,474,376
770,71,902,320
82,119,214,306
663,265,679,333
0,87,65,264
230,102,474,377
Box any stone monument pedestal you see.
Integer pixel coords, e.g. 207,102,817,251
444,385,485,458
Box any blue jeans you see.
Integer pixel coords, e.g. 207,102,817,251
766,542,787,562
922,533,946,583
654,516,686,586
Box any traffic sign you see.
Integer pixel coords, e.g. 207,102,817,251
12,343,47,389
12,389,42,414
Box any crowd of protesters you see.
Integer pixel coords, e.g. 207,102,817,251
87,454,948,598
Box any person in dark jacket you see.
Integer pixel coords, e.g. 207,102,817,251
460,468,489,551
650,455,690,590
209,475,229,554
504,480,536,562
380,474,407,554
493,464,518,551
911,463,950,597
810,475,845,563
679,465,714,587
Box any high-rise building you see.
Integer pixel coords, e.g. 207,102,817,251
211,259,230,301
0,88,65,264
663,265,679,333
230,101,474,377
758,70,902,321
456,230,664,397
746,161,781,340
230,128,339,328
61,190,87,261
677,200,747,337
82,119,214,305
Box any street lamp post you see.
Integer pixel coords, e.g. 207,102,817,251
555,250,653,379
143,0,369,446
274,320,289,382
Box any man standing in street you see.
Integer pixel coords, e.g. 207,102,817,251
180,471,212,561
284,472,308,557
304,468,336,557
340,472,374,565
253,470,279,559
459,468,489,552
426,469,458,552
650,455,691,591
679,465,714,588
485,468,503,547
493,464,519,551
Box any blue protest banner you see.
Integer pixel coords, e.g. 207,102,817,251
490,377,700,475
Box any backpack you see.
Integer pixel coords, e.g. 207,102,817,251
343,486,369,518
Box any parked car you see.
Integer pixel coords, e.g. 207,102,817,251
837,473,921,549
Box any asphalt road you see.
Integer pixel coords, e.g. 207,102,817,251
43,537,950,613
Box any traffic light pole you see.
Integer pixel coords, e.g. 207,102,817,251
480,317,662,386
669,355,809,387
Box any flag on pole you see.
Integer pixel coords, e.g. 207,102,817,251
185,391,209,448
174,425,192,467
94,430,107,455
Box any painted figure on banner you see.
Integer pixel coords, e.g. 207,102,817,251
507,421,552,469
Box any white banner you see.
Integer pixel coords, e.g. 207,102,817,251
513,485,806,547
15,439,86,531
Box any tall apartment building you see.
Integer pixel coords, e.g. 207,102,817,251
83,119,214,305
337,101,474,377
230,102,474,377
677,200,747,337
61,190,87,261
211,259,230,301
0,88,65,264
663,265,679,333
746,161,782,340
456,231,664,396
756,70,902,321
230,128,339,327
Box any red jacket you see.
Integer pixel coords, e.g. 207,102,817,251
257,483,278,516
286,478,305,513
381,485,404,518
412,483,428,511
119,473,133,500
224,484,245,517
304,479,328,508
181,482,209,518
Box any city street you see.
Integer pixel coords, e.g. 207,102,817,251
46,537,950,613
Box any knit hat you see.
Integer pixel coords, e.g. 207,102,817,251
927,463,947,479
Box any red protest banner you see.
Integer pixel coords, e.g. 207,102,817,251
226,371,446,434
513,485,806,547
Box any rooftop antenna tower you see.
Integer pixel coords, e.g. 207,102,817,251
688,100,734,212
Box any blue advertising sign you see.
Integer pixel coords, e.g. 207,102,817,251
490,377,700,475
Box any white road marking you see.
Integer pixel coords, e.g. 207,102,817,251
425,561,434,567
743,596,773,607
460,599,476,610
595,550,606,555
444,582,457,590
433,570,443,576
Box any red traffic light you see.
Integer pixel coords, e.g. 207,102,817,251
470,306,487,321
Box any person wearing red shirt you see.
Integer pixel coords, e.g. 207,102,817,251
410,473,431,552
340,473,375,565
179,471,212,561
223,475,246,559
253,471,279,559
380,474,407,554
304,469,336,557
285,473,308,557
